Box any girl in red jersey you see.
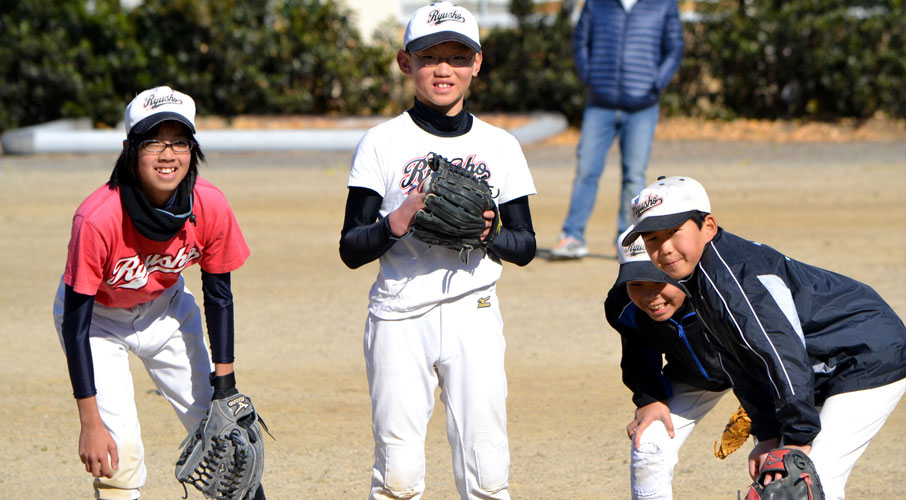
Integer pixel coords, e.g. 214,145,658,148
52,86,264,500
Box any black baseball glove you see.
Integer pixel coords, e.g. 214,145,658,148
410,152,500,263
745,448,824,500
175,373,271,500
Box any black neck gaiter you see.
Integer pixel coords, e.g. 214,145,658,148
119,176,195,241
408,98,473,137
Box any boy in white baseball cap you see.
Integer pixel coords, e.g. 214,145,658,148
395,1,483,116
403,1,481,54
626,175,906,499
340,2,537,499
620,175,710,249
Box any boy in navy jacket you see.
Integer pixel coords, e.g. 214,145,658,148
622,176,906,500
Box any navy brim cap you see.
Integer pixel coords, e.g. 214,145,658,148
620,210,699,247
129,111,196,136
614,261,676,288
406,32,481,54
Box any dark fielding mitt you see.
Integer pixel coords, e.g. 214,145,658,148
411,152,500,263
746,448,824,500
175,374,271,500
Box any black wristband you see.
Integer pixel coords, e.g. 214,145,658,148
210,371,239,400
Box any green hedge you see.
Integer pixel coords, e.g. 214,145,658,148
0,0,399,132
0,0,138,130
670,0,906,120
1,0,903,133
474,0,905,123
468,0,586,122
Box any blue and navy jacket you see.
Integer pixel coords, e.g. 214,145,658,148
604,285,731,407
679,228,906,445
573,0,684,111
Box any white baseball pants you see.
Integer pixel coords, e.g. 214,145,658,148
364,287,510,500
53,276,213,500
629,381,729,500
807,377,906,500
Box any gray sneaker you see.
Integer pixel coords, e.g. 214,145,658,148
550,235,588,259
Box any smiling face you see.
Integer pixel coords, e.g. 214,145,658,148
397,41,481,116
641,216,718,280
135,121,192,207
626,281,686,321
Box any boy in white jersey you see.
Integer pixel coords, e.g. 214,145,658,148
52,87,264,500
339,3,537,499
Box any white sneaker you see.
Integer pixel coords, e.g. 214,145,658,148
550,235,588,259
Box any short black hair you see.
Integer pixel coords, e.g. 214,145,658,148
107,121,205,189
689,210,710,228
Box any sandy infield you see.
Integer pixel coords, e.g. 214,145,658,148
0,139,903,499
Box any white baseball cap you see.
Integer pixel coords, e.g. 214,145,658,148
124,86,196,137
621,176,711,247
614,227,674,287
404,2,481,54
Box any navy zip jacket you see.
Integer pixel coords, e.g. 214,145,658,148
573,0,684,111
679,228,906,445
605,285,731,406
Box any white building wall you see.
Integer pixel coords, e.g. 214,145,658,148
342,0,402,42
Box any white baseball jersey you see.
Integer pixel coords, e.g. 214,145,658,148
348,112,536,319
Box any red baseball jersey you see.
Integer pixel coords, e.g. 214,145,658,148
64,177,249,308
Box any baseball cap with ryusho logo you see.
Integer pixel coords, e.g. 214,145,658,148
620,176,711,247
404,2,481,54
125,86,196,137
614,227,676,287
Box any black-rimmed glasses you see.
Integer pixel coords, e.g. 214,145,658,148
140,140,193,153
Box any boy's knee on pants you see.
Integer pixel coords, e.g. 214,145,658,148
630,422,678,498
94,434,145,499
473,439,509,493
630,445,672,499
376,443,425,497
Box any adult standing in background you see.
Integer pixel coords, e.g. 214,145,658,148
551,0,683,259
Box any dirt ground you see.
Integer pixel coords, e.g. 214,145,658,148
1,138,903,499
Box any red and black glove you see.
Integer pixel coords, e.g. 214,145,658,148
746,448,824,500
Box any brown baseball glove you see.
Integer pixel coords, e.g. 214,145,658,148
714,405,752,459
